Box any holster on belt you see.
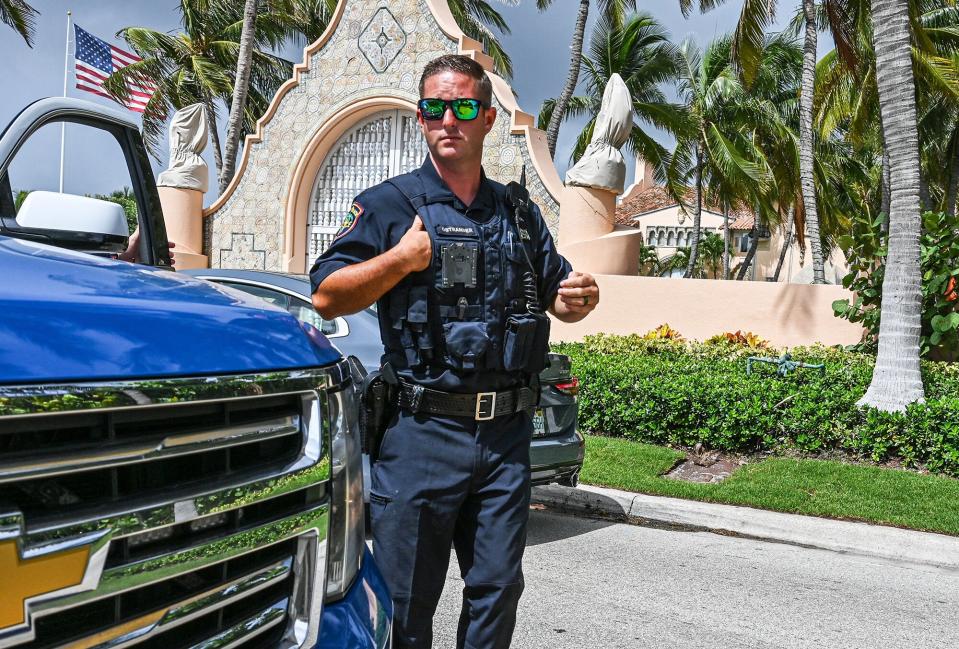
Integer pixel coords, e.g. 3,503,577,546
359,365,398,463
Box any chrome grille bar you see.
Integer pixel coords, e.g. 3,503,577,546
32,504,328,612
190,599,288,649
0,415,300,483
59,559,292,649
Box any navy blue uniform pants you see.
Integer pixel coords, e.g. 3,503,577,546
370,408,532,649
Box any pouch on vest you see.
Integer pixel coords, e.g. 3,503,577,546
406,285,432,365
442,321,490,371
503,312,551,373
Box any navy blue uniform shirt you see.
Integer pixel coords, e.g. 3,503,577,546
309,157,572,391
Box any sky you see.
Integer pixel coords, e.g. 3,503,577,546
0,1,803,207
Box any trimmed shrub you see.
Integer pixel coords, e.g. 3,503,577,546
553,334,959,477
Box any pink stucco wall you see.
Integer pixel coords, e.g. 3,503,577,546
550,274,864,348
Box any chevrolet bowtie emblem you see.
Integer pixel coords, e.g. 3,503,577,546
0,511,109,639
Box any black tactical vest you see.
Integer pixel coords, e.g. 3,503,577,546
381,171,548,376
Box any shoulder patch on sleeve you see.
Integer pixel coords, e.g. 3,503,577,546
333,201,364,240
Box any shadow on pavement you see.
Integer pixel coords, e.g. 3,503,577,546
526,507,614,546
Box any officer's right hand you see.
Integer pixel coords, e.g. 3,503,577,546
395,214,432,273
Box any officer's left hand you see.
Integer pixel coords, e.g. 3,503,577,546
557,271,599,313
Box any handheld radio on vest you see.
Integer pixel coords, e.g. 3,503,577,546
504,166,551,373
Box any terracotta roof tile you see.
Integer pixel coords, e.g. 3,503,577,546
615,186,752,229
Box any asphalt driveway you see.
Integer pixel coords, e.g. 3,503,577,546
432,508,959,648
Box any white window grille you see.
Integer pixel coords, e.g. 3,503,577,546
308,109,428,259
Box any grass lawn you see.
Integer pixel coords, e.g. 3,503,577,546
581,435,959,536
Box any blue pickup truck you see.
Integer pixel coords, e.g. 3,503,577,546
0,98,391,648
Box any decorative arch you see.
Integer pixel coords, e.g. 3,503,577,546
203,0,566,272
284,96,418,272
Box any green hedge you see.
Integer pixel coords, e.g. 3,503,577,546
553,335,959,478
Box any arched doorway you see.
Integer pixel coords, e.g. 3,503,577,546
307,109,428,257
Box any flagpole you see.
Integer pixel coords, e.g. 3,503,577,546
59,11,72,193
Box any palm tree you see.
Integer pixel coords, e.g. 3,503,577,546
222,0,260,194
539,0,637,158
813,1,959,220
771,211,794,281
798,0,825,282
448,0,520,80
857,0,925,411
105,1,296,183
680,0,861,285
537,13,687,182
638,244,661,275
699,231,725,278
669,35,787,280
0,0,37,47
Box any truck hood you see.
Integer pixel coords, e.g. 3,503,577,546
0,236,341,384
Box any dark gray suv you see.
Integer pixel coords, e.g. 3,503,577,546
185,269,584,486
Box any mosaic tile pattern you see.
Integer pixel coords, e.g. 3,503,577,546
208,0,560,271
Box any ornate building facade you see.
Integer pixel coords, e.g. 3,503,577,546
203,0,563,272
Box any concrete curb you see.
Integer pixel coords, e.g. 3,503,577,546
531,483,959,572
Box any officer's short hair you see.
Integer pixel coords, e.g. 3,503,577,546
419,55,493,107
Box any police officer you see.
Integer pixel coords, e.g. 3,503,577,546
310,54,599,649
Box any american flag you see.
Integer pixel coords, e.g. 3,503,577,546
74,24,156,113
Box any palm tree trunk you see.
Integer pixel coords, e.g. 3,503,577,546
545,0,589,159
205,96,224,185
800,0,826,284
722,203,730,280
685,146,703,278
881,133,891,232
221,0,258,195
772,212,794,282
736,226,759,280
858,0,925,412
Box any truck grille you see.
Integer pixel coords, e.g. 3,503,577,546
0,393,306,525
0,369,338,649
24,539,297,649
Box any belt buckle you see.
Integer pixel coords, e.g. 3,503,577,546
475,392,496,421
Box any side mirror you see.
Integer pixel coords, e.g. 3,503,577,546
6,191,129,252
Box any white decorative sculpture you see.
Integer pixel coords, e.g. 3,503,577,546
558,73,643,276
155,103,210,269
157,103,209,192
564,73,632,193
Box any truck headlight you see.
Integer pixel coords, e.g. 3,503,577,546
325,379,365,600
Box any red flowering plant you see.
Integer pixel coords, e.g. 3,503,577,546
833,211,959,360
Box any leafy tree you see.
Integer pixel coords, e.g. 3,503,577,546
699,231,725,278
681,0,861,285
448,0,520,80
638,244,661,276
668,35,789,279
539,0,637,158
222,0,260,195
833,210,959,361
0,0,37,47
105,1,306,184
537,13,687,178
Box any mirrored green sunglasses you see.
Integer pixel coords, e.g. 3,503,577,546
417,98,487,121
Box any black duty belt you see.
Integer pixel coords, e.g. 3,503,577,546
397,380,536,421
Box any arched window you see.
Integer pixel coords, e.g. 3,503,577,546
666,230,676,247
647,229,658,246
308,109,427,257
